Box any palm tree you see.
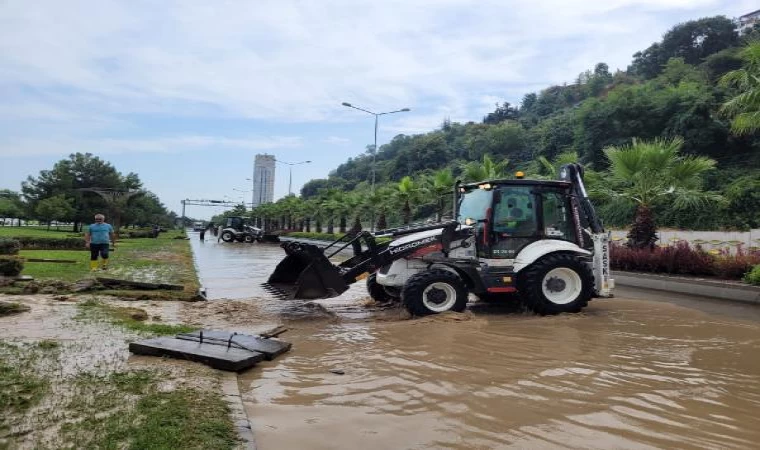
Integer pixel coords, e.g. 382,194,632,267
422,168,455,221
395,176,421,225
720,40,760,135
461,154,509,182
531,150,581,179
599,137,721,249
319,189,343,234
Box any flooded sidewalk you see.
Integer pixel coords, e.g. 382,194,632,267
188,234,760,449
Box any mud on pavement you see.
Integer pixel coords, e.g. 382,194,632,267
0,294,238,449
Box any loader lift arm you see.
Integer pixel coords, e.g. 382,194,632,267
264,221,461,300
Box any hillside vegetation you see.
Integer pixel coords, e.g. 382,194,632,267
223,16,760,234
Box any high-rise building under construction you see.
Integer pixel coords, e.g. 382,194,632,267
252,154,276,207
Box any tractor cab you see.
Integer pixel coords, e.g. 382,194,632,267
457,179,585,260
225,216,247,231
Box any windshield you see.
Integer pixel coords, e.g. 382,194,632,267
457,188,492,225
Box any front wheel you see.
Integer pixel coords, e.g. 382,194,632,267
517,253,593,315
402,269,468,316
220,230,235,243
366,273,398,303
243,234,255,243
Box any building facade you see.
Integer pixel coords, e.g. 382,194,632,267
739,9,760,33
252,154,276,207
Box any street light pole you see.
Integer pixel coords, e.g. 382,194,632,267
341,102,410,231
275,160,311,196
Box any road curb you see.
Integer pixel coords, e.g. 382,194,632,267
614,271,760,305
221,372,256,450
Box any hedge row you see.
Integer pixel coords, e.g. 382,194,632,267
0,238,21,255
127,230,157,238
611,242,760,280
7,236,84,250
0,256,24,276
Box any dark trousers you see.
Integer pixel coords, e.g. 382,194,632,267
90,243,109,261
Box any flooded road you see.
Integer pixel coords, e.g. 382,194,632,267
189,233,760,449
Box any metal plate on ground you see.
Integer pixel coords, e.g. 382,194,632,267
129,336,266,372
176,330,292,360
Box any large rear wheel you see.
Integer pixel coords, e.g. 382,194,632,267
220,230,235,243
517,253,593,315
402,269,468,316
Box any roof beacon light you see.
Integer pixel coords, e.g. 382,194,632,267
515,171,525,179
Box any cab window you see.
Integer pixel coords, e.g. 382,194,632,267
541,191,572,242
493,186,536,237
457,188,492,225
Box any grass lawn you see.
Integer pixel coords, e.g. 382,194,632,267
2,228,199,295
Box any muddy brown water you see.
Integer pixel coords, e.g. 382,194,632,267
190,233,760,450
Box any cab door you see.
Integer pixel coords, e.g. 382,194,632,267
487,186,539,259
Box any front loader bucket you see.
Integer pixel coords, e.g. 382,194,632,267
264,242,349,300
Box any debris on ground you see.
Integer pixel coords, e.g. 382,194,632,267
0,300,31,316
129,329,292,372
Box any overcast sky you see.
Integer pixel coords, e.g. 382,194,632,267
0,0,755,219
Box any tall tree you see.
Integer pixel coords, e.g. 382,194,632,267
720,41,760,134
631,16,738,79
35,194,75,230
21,153,143,231
0,190,25,226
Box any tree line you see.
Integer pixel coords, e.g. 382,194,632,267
0,153,176,231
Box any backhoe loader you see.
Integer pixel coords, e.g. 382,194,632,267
265,164,613,315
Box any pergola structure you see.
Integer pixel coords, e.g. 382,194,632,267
77,188,145,234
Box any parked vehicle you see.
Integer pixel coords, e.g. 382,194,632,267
265,164,613,316
192,221,206,232
219,217,263,243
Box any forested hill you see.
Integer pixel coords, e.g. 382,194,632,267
301,15,760,228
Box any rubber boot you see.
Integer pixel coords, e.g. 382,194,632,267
90,261,99,272
100,260,109,271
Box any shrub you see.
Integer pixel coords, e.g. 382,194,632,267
9,236,83,250
712,247,760,279
0,256,24,276
128,231,155,238
611,242,760,281
744,265,760,286
0,238,21,255
611,242,714,276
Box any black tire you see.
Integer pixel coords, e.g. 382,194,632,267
366,273,397,303
402,269,468,316
243,234,255,243
220,230,235,243
517,253,594,315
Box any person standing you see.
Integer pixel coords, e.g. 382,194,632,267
85,214,115,271
199,225,206,241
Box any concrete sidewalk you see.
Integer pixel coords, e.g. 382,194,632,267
614,271,760,305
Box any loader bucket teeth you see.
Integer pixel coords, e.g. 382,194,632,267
266,242,349,300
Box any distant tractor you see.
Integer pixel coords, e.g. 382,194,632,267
219,217,263,243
